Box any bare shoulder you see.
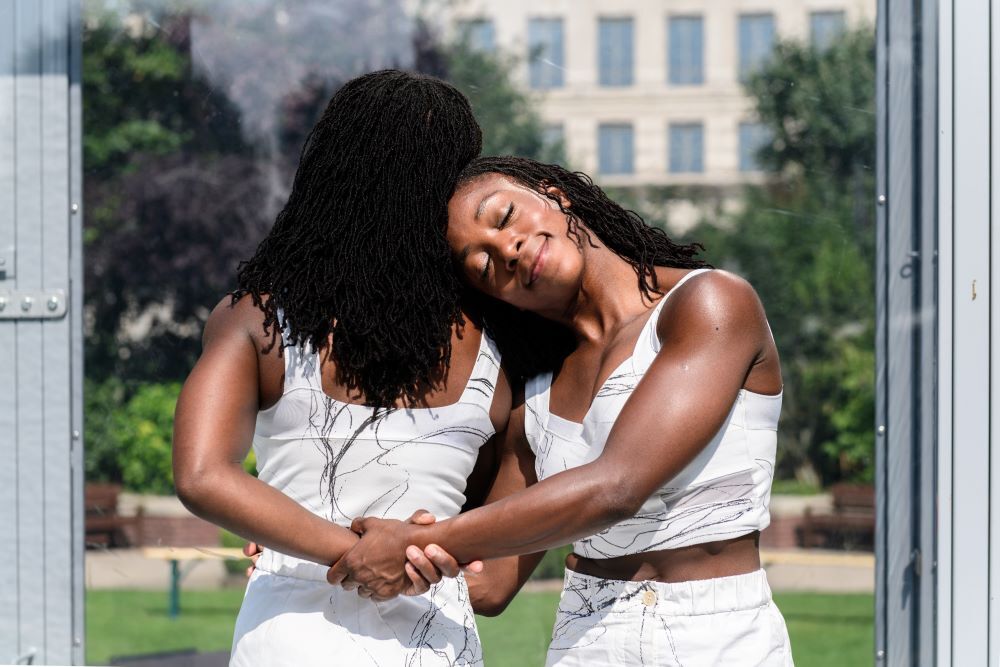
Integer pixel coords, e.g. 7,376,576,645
657,269,767,341
203,293,279,355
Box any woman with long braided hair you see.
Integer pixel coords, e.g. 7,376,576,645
172,72,539,666
330,156,795,666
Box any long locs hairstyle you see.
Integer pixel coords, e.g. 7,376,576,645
235,70,483,408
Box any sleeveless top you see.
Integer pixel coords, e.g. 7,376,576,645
524,269,781,558
252,323,502,580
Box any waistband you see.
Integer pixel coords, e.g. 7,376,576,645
559,567,772,617
256,549,330,582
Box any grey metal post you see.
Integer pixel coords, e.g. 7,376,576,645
875,0,939,664
0,1,84,663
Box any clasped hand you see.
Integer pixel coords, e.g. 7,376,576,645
326,511,480,602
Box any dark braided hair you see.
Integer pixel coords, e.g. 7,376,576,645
235,70,482,408
454,156,708,378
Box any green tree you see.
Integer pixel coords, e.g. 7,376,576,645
689,28,876,484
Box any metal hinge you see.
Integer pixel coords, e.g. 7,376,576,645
0,289,67,320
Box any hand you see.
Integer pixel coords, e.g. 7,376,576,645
399,510,483,596
328,517,416,601
242,541,263,578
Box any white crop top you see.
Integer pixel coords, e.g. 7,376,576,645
524,269,781,558
252,324,501,580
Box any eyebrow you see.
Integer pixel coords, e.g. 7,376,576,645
475,190,502,220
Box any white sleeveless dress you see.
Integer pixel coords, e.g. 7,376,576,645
230,328,501,667
525,269,794,666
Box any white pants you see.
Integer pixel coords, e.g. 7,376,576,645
545,568,794,666
231,568,483,666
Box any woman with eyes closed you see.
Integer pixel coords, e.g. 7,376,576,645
329,156,795,666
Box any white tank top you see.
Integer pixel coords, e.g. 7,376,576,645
253,324,502,580
524,269,781,557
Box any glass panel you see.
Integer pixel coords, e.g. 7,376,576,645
598,123,634,174
810,11,847,51
528,17,564,89
669,16,704,85
739,13,776,82
669,122,704,172
73,1,877,663
458,18,496,52
598,17,633,86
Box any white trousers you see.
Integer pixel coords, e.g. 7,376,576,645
545,568,794,666
230,568,483,666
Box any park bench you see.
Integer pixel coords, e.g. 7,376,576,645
85,482,136,548
142,547,247,618
796,483,875,550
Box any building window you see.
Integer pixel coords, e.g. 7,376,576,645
739,122,771,171
810,11,846,51
458,19,495,52
528,18,565,89
738,14,775,82
669,123,704,173
598,124,634,175
598,17,633,86
543,123,565,151
668,16,704,85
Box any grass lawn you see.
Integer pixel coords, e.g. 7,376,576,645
86,588,872,666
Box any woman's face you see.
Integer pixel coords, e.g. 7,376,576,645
446,174,585,314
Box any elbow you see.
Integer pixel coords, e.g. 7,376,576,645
592,479,645,526
173,461,218,517
472,589,516,617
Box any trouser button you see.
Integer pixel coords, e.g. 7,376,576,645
642,590,656,607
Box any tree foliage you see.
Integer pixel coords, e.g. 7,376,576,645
689,28,876,483
82,4,556,490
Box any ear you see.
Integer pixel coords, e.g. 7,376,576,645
542,184,571,210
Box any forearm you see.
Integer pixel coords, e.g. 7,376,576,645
467,552,545,616
176,464,358,565
418,463,633,563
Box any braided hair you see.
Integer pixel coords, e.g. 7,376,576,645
235,70,482,408
454,156,708,378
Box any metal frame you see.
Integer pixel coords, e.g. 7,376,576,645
875,0,939,664
0,0,84,662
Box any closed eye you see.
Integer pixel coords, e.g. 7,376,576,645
479,203,515,281
498,202,514,230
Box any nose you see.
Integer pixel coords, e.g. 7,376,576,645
500,232,524,273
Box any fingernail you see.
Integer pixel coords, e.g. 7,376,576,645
426,546,438,558
406,546,420,559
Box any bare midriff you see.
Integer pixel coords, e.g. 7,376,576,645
564,531,761,584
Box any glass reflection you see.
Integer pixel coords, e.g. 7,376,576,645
81,1,877,663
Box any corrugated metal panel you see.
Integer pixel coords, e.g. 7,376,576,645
1,1,82,662
0,0,21,658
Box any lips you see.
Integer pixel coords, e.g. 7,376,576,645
524,237,548,287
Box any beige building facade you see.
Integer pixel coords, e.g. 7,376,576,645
440,0,875,193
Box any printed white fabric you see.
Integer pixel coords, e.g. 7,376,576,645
231,569,482,666
545,569,793,667
524,268,782,557
230,324,500,666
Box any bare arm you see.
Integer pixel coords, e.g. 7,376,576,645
400,382,545,614
460,398,545,615
330,273,776,593
173,296,358,565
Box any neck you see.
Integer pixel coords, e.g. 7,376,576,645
553,245,660,346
